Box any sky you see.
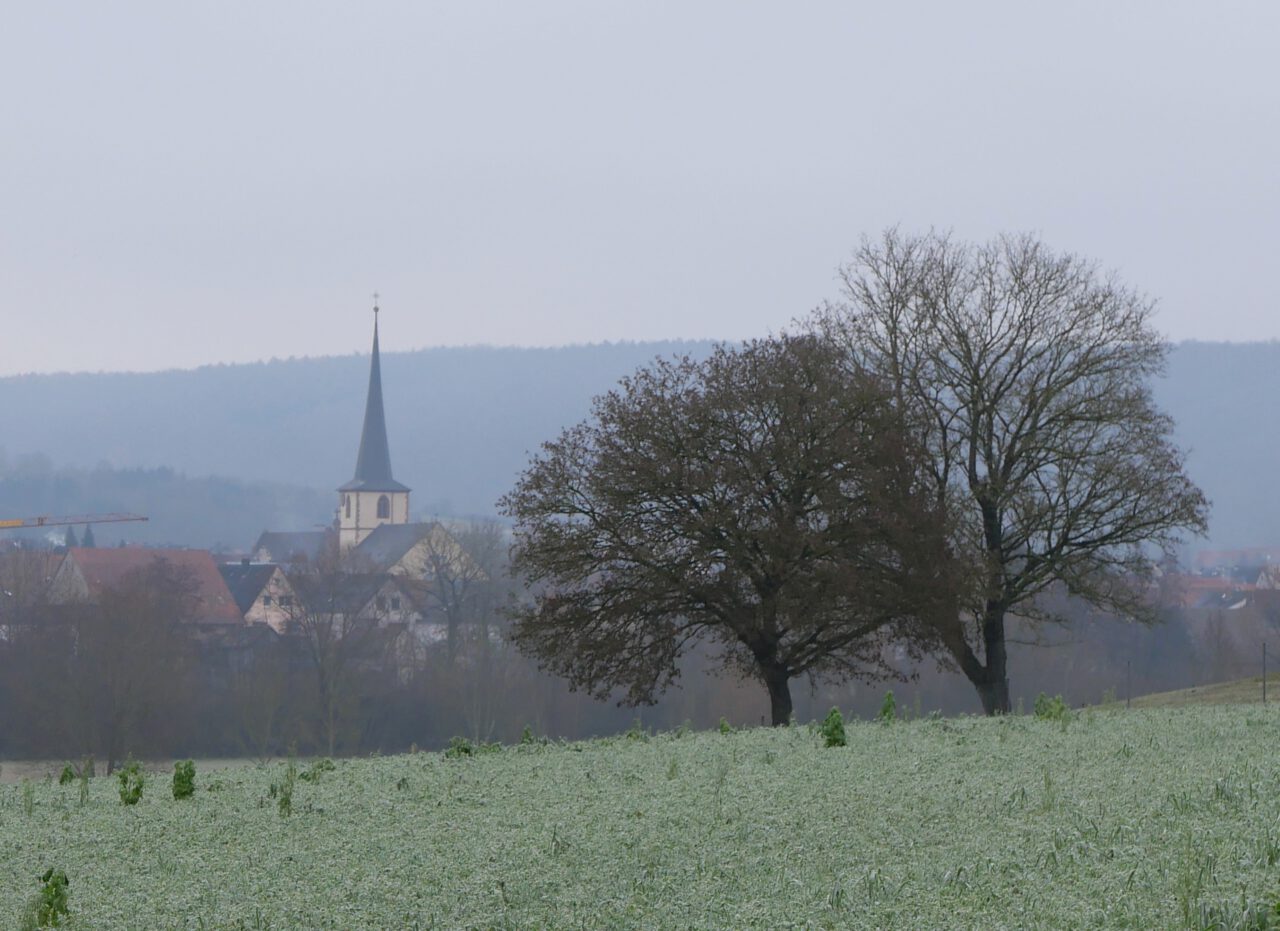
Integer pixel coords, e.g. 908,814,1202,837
2,2,1277,376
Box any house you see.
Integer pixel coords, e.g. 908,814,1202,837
49,547,244,626
218,560,300,633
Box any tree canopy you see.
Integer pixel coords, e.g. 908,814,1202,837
502,334,953,725
811,230,1209,713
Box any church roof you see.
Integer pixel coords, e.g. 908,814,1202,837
339,312,410,494
354,521,440,570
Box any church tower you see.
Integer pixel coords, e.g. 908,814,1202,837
338,303,411,547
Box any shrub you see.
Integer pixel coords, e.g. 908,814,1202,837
879,690,897,724
117,760,144,806
172,760,196,800
1034,693,1071,722
58,765,76,787
820,708,847,748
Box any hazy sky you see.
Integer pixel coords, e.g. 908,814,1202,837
3,2,1277,376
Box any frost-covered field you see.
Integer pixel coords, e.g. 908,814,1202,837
4,707,1280,929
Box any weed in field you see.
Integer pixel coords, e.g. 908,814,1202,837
1034,692,1071,722
117,760,144,806
820,708,847,748
275,761,297,818
172,760,196,800
717,717,734,735
298,758,335,783
57,765,75,787
21,868,70,929
445,737,474,759
879,690,897,724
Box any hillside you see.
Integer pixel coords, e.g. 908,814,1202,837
4,708,1279,928
0,339,1275,549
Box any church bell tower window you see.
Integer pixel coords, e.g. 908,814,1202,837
377,495,391,519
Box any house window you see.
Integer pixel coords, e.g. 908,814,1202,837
375,595,387,612
262,595,273,607
279,595,293,608
377,495,391,519
345,495,351,519
391,596,401,611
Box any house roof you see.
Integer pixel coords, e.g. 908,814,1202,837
63,547,243,625
290,572,393,617
252,531,329,564
338,313,411,494
354,522,439,570
218,563,281,615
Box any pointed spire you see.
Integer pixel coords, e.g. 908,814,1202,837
340,301,410,493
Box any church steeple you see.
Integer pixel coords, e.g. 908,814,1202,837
338,301,411,547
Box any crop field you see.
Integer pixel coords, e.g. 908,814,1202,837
4,707,1280,929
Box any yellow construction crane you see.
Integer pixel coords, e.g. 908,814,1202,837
0,513,148,530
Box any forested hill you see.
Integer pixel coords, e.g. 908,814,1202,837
0,342,715,547
0,340,1274,550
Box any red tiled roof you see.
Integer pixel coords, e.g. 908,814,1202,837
65,547,243,625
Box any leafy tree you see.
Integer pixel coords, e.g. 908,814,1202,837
811,230,1208,713
502,334,953,726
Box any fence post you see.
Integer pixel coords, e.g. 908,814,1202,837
1264,641,1267,706
1126,659,1131,710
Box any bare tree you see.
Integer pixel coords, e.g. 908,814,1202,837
811,230,1208,714
65,558,199,772
417,521,499,660
284,543,393,755
502,334,953,725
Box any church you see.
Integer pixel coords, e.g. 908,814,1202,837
336,304,411,548
251,304,459,576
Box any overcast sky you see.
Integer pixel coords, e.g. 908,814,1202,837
2,2,1277,375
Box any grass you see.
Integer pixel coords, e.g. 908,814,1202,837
3,707,1280,928
1117,675,1271,709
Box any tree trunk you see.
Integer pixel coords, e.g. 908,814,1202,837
978,603,1010,714
761,665,793,726
938,602,1011,715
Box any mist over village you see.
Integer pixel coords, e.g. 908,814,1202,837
4,4,1280,929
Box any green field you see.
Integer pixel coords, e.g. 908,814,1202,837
4,707,1280,929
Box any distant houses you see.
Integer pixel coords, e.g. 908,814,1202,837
50,546,243,626
4,310,475,656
